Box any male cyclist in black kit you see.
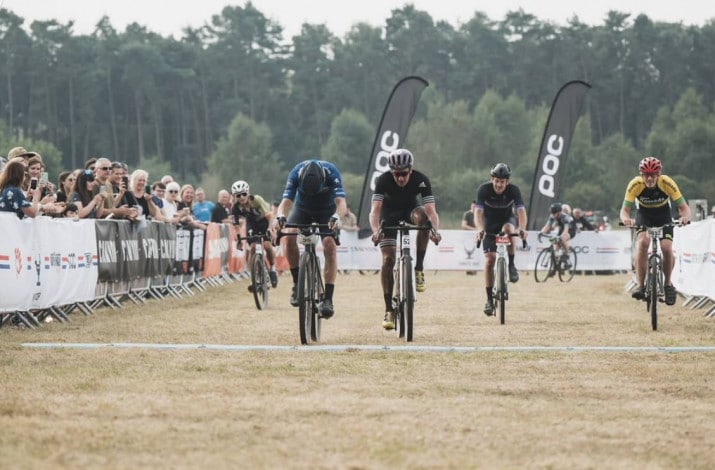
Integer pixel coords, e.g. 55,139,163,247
475,163,528,316
538,202,574,267
369,149,441,330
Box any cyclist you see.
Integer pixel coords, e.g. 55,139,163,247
619,156,690,305
538,202,574,267
273,159,346,319
231,180,278,289
475,163,528,316
369,149,441,330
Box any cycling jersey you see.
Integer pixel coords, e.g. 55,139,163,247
623,174,685,210
282,160,345,213
372,169,434,221
475,182,525,233
232,194,270,233
543,213,572,237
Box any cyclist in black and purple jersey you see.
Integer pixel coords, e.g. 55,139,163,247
474,163,528,316
539,202,574,260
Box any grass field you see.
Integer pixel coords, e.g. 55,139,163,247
1,270,714,469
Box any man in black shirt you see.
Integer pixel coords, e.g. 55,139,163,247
369,148,441,330
475,163,528,316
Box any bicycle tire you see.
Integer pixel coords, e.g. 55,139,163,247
297,251,313,344
395,258,406,338
649,257,658,331
251,253,268,310
310,256,323,342
404,256,414,342
558,247,577,282
496,257,507,325
534,248,554,282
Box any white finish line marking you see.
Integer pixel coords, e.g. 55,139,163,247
21,343,715,352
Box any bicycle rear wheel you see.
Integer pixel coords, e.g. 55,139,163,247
297,251,314,344
496,258,507,325
251,253,268,310
534,249,554,282
648,259,659,331
558,248,577,282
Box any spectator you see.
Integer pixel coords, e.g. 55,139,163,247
129,169,161,221
93,157,134,220
70,169,106,219
163,181,181,222
572,207,596,232
192,187,215,222
0,158,47,218
461,200,477,231
211,189,231,223
84,157,97,171
161,175,174,185
340,204,358,232
63,202,79,219
7,146,39,162
55,171,75,203
176,184,207,229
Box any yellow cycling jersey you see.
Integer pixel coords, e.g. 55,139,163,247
622,174,685,209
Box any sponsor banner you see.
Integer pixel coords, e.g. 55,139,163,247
0,214,97,312
95,219,119,282
357,76,429,238
334,229,632,272
203,223,224,277
175,228,192,274
117,221,141,281
673,219,715,298
527,80,591,230
137,221,160,277
157,222,176,277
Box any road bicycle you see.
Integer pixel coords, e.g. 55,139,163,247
237,230,272,310
375,221,438,341
534,233,577,283
478,232,526,325
621,221,682,331
278,222,339,345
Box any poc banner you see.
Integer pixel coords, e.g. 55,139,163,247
116,221,141,281
137,221,160,277
527,80,591,230
157,222,176,277
357,76,429,238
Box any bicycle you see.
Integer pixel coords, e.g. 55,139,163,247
277,222,339,345
374,221,438,341
534,233,577,283
237,230,271,310
621,221,683,331
477,232,526,325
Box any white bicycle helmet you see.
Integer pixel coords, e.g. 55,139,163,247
231,180,250,195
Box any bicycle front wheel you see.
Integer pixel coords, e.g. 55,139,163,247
558,248,577,282
496,258,507,325
310,256,323,342
297,251,314,345
534,248,554,282
251,253,268,310
403,256,414,342
648,258,659,331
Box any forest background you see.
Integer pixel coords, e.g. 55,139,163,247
2,2,715,226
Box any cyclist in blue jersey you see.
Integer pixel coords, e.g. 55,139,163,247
273,160,347,318
475,163,528,316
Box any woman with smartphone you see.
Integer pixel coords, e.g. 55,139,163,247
69,169,106,219
0,159,46,219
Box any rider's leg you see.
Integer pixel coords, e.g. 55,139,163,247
634,231,649,287
380,244,396,311
285,232,300,284
322,236,338,301
411,207,428,271
484,251,496,299
264,240,275,267
660,238,674,285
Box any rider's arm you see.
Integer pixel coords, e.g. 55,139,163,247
369,200,382,234
619,202,634,226
423,202,439,230
675,200,691,225
515,206,527,234
333,196,347,219
474,207,484,233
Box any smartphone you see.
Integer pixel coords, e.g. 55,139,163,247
41,171,49,184
99,185,107,195
30,178,38,190
145,184,152,195
122,175,129,188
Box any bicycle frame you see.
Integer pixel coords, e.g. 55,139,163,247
238,230,270,310
479,232,523,324
643,226,665,331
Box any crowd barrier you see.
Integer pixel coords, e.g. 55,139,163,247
2,213,713,328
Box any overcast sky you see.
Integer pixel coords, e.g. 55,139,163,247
5,0,715,39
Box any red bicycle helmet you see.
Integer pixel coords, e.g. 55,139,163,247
639,156,662,174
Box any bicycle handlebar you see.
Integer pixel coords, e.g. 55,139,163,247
373,220,440,246
618,220,690,230
476,232,527,249
275,222,341,246
236,231,269,250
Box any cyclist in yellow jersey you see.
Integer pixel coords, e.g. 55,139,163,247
619,157,691,305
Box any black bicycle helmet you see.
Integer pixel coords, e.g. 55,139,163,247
298,160,326,196
550,202,562,213
490,163,511,179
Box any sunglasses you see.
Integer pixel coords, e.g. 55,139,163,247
392,170,410,177
168,190,178,194
235,192,248,197
99,166,111,171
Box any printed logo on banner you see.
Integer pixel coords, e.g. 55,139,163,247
464,242,477,259
50,253,61,271
15,248,22,276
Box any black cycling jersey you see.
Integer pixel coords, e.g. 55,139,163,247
372,169,435,222
475,182,525,233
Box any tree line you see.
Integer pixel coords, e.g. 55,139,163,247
1,2,714,225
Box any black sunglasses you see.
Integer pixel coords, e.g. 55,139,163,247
392,170,410,177
235,192,248,197
168,190,178,194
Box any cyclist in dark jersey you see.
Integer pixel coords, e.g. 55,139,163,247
369,149,441,330
475,163,528,316
619,156,690,305
539,202,574,263
231,180,278,289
